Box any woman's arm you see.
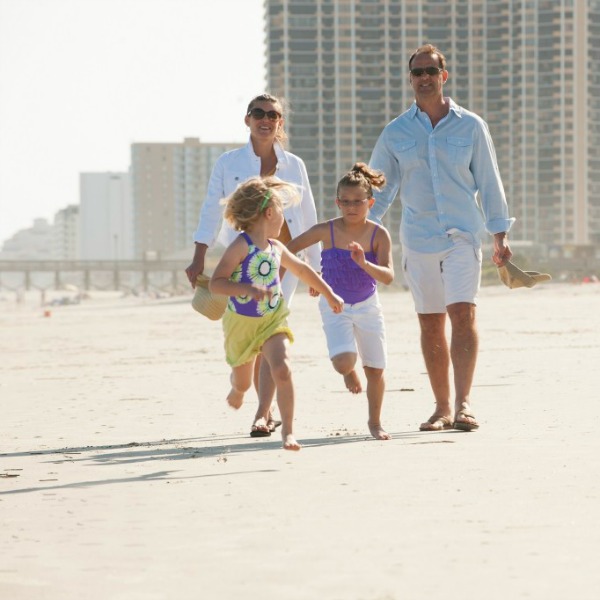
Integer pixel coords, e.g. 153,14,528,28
193,156,226,247
297,159,322,271
186,156,226,285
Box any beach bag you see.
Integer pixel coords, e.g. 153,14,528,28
191,274,227,320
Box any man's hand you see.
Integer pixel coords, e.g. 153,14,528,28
492,232,512,266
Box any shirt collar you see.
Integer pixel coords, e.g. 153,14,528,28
409,97,463,119
245,137,288,166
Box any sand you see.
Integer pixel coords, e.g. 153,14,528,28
1,282,600,600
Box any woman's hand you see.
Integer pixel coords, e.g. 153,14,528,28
185,243,208,287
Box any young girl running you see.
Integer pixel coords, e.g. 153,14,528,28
210,177,344,451
287,163,394,440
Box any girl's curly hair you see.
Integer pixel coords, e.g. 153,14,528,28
222,176,299,232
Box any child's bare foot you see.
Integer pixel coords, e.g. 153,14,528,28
368,422,391,440
226,388,244,409
282,432,301,451
343,370,362,394
226,373,244,409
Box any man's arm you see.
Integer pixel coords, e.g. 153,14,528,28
471,120,515,236
368,130,400,224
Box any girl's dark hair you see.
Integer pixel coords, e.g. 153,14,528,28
246,93,289,148
336,162,386,198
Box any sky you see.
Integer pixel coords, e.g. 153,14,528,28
0,0,265,245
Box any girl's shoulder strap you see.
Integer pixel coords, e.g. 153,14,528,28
240,231,253,246
328,219,336,248
369,223,380,253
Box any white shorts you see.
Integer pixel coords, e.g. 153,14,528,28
318,292,387,369
402,238,482,314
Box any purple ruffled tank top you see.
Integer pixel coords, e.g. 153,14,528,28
320,220,379,304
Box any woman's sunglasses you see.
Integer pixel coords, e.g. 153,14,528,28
247,108,282,121
410,66,443,77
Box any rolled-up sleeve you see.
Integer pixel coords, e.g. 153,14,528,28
471,122,515,235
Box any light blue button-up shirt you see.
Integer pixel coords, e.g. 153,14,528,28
369,98,515,253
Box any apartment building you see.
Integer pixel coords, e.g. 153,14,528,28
131,138,242,260
53,204,79,260
265,0,599,248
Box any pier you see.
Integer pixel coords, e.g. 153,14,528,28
0,260,189,294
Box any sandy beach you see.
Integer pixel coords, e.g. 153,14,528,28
1,281,600,600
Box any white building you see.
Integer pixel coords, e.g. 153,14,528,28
131,138,242,260
0,218,55,260
79,172,133,260
53,205,79,260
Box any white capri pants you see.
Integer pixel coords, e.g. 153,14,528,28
318,291,387,369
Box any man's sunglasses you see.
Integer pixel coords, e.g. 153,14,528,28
410,66,443,77
247,108,282,121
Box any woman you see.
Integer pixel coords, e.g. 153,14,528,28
185,93,320,302
185,93,321,435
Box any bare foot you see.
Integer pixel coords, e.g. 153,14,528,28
282,433,302,451
226,388,244,410
368,422,391,440
343,370,362,394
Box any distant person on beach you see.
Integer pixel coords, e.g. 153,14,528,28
369,43,515,432
185,93,321,433
209,177,343,450
287,163,394,440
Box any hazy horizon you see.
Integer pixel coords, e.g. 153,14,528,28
0,0,265,245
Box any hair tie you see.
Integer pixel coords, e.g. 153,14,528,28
259,189,272,212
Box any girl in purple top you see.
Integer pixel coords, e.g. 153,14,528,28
210,177,343,451
288,163,394,440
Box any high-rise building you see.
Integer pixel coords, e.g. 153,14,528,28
131,138,242,260
53,205,79,260
265,0,599,248
79,172,133,260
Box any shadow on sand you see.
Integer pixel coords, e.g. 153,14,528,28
0,428,464,496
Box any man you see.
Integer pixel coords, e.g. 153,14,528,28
369,44,514,432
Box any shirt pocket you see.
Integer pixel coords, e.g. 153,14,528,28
223,172,246,195
391,138,419,169
446,136,472,167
